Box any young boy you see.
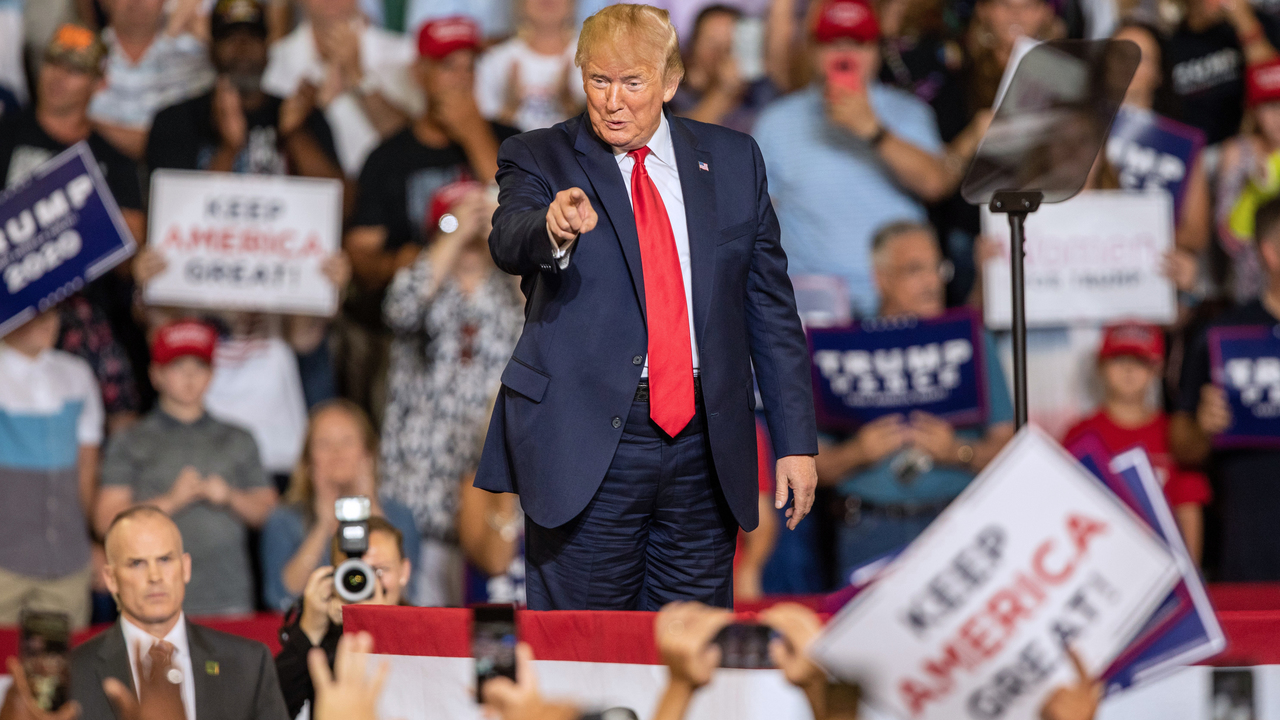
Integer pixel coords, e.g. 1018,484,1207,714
1063,322,1212,564
0,310,103,627
96,320,278,616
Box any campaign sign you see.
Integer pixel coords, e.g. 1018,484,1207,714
0,143,136,338
810,427,1179,720
1106,107,1205,219
982,190,1177,328
808,309,987,430
1208,324,1280,449
145,170,342,316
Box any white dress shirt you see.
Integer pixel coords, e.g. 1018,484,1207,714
551,114,700,374
120,614,196,720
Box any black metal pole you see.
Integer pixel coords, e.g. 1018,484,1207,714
1007,211,1029,430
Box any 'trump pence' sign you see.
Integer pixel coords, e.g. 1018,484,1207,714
145,170,342,316
810,428,1178,720
1209,324,1280,448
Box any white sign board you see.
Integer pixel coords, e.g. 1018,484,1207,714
982,190,1177,329
810,427,1179,720
145,170,342,315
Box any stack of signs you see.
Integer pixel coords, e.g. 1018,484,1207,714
1106,107,1205,219
144,170,343,316
810,427,1188,720
1064,436,1225,690
807,309,988,431
1209,324,1280,448
0,143,136,337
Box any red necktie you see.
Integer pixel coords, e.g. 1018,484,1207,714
628,147,694,437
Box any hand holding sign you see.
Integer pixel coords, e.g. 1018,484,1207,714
909,411,959,465
1039,649,1101,720
1197,384,1232,437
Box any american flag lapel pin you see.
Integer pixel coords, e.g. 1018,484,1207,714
698,161,709,172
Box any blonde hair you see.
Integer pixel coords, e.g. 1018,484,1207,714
576,4,684,84
284,399,381,526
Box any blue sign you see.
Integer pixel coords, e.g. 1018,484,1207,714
0,143,136,337
807,309,987,429
1209,324,1280,449
1107,107,1205,220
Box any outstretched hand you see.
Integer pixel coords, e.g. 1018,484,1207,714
546,188,598,247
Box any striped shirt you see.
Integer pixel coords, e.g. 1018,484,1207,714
88,29,215,130
753,83,944,316
0,343,102,578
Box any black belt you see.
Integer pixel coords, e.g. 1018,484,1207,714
635,375,702,402
837,496,952,525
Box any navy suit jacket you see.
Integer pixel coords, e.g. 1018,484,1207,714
476,110,818,531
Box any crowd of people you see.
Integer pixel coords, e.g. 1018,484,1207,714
3,0,1280,682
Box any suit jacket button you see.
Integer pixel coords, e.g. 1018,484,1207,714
612,417,622,428
632,355,643,365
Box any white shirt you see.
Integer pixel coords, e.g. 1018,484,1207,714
0,343,103,448
120,615,197,720
551,114,699,373
474,35,587,131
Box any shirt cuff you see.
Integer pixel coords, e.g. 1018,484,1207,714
547,222,575,270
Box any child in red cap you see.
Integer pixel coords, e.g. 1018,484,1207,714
1063,322,1212,564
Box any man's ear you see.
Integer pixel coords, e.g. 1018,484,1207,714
662,74,681,103
398,558,412,587
182,553,192,584
102,563,118,597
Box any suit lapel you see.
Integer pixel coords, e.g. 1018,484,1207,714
187,621,218,720
668,113,718,342
572,116,647,319
97,623,134,720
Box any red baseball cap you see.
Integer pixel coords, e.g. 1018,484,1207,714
417,16,480,60
1247,59,1280,107
813,0,880,44
428,180,483,233
151,320,217,366
1098,322,1164,364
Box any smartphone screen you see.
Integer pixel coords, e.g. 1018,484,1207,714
19,611,71,712
733,17,766,83
824,51,863,95
712,622,776,670
473,604,517,702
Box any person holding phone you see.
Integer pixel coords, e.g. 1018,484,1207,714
753,0,966,318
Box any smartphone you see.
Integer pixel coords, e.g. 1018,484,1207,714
473,604,518,702
1211,669,1255,720
712,622,776,670
733,17,766,83
824,51,863,95
19,611,71,712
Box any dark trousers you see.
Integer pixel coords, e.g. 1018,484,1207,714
524,397,738,610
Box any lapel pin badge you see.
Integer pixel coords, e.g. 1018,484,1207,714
698,161,709,172
205,660,219,676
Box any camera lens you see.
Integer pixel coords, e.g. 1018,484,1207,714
334,559,377,603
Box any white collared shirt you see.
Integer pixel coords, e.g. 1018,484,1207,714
120,614,197,720
551,114,700,373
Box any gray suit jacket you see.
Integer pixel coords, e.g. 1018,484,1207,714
69,619,289,720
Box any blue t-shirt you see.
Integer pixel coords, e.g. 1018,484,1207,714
753,83,944,316
260,497,421,610
829,333,1013,504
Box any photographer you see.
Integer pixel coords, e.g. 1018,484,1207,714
274,516,412,718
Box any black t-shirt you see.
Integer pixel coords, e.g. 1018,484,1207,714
146,91,338,174
879,36,970,143
1168,16,1280,146
351,123,521,252
0,110,143,210
1177,299,1280,580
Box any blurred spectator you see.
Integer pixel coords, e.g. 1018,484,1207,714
1172,197,1280,580
344,17,517,292
261,399,419,610
669,4,778,132
1114,21,1177,116
876,0,967,139
147,0,344,183
474,0,586,131
0,311,102,629
815,223,1013,584
89,0,216,160
95,320,278,616
406,0,611,42
57,295,142,436
1168,0,1280,146
963,0,1059,113
0,0,25,108
380,180,523,606
458,398,524,605
274,517,412,718
69,507,290,720
1062,323,1212,564
752,0,961,316
262,0,418,176
0,24,145,242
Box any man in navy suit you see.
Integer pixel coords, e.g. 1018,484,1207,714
476,3,818,611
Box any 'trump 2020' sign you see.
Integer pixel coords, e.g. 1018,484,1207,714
808,310,987,429
1209,324,1280,449
0,143,136,337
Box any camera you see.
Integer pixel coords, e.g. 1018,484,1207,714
333,496,377,603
